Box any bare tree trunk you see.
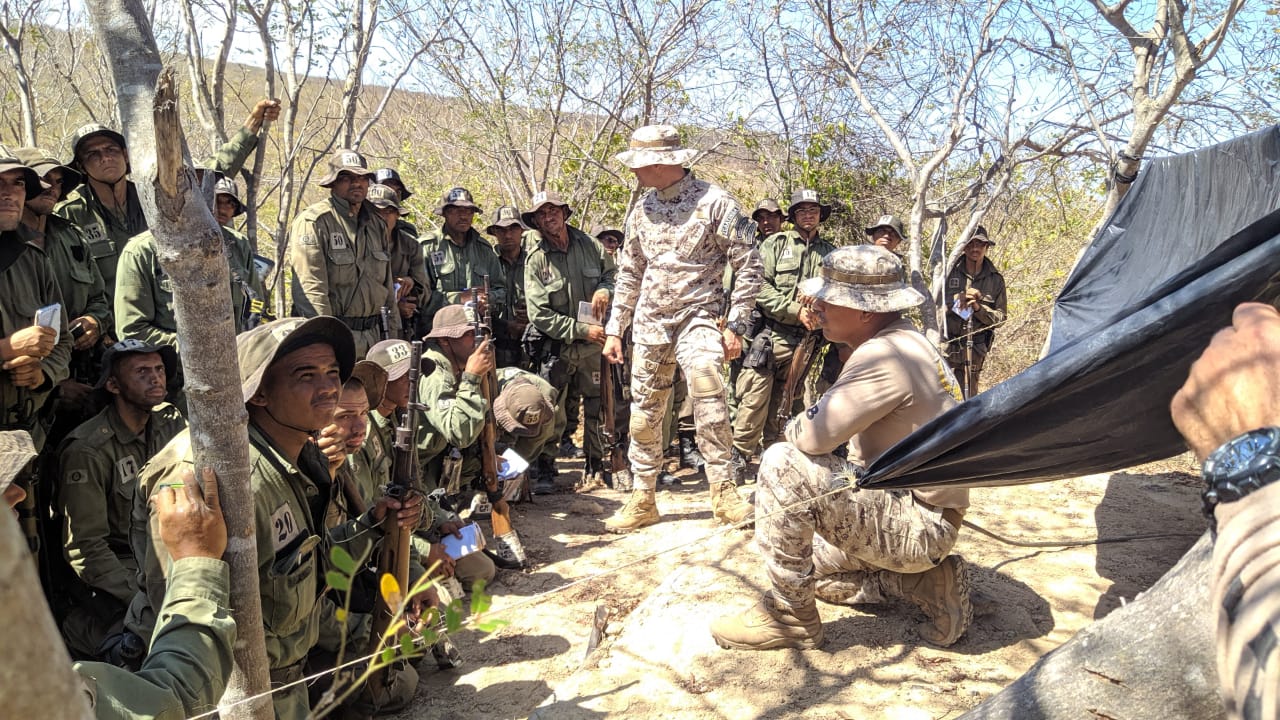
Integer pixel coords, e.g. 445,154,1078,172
961,534,1223,720
0,497,94,718
0,23,39,147
83,2,271,718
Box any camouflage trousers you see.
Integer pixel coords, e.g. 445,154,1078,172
628,320,732,490
756,442,960,608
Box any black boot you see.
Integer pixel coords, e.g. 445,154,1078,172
678,430,706,471
729,447,747,485
533,456,558,494
558,436,583,459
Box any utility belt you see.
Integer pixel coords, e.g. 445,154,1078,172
764,318,808,344
338,314,382,332
270,659,307,685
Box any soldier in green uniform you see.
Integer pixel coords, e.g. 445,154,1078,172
489,367,556,495
418,187,505,328
366,183,439,340
522,191,616,481
57,340,186,661
731,189,836,474
488,205,530,369
866,214,905,253
290,149,399,356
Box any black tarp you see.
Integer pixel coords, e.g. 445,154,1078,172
860,125,1280,490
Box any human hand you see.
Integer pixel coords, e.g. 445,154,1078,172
964,287,982,308
1172,303,1280,460
372,490,424,529
4,325,56,360
603,336,624,364
398,295,417,320
395,277,414,301
591,290,611,322
70,316,101,351
245,98,282,132
798,306,820,331
586,325,607,345
722,329,742,362
437,520,465,539
4,355,45,388
464,337,495,377
58,379,93,407
155,467,226,561
316,427,348,474
425,542,456,577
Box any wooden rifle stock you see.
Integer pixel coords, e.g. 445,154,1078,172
776,329,824,427
474,276,511,535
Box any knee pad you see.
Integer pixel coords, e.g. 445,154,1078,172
687,366,724,399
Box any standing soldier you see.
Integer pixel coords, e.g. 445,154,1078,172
602,125,761,532
488,206,531,369
595,226,624,258
523,191,616,484
418,187,506,328
290,149,399,355
366,183,437,339
752,198,785,240
944,226,1007,397
731,189,836,478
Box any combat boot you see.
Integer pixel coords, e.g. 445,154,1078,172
728,446,748,485
709,481,753,524
678,430,706,471
604,489,660,533
890,554,973,647
532,456,557,495
710,592,824,650
558,436,583,459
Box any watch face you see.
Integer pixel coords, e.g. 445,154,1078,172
1220,432,1273,474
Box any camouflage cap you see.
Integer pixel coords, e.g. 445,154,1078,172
493,378,553,438
95,339,179,391
237,317,355,403
787,188,832,222
485,205,528,235
69,123,128,169
751,198,784,221
317,149,374,188
615,125,698,169
967,225,995,246
520,190,573,228
366,339,414,381
435,186,482,215
374,167,413,200
799,245,923,313
0,430,36,500
0,152,49,202
865,214,905,240
426,304,479,340
349,359,388,409
215,177,245,217
367,183,410,216
13,147,82,201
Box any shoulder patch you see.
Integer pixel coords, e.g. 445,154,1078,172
301,235,317,247
270,503,302,552
65,469,88,485
717,208,756,244
437,397,455,410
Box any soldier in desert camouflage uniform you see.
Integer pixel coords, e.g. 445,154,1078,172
602,125,763,532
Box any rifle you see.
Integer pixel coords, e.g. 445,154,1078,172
473,276,527,567
599,342,628,485
776,329,825,428
378,305,392,342
961,315,974,400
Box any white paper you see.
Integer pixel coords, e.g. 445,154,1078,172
498,448,528,481
951,297,973,320
34,303,61,344
441,523,486,560
577,301,603,326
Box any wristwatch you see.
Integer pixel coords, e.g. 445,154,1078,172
1201,427,1280,528
726,319,750,337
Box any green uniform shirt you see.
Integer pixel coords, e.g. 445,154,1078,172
414,343,486,492
54,182,148,297
58,402,186,603
204,126,259,178
419,227,506,305
75,556,235,720
496,248,528,345
391,220,442,338
755,229,836,340
23,217,112,340
523,225,616,343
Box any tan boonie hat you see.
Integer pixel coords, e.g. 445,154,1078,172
967,225,995,246
865,214,905,240
494,378,553,438
350,359,388,409
435,186,482,215
426,304,479,340
215,177,245,217
799,245,923,313
614,125,699,169
0,430,36,498
0,152,48,202
485,205,528,235
366,339,414,381
237,317,355,403
318,149,374,188
751,198,784,221
787,188,832,222
13,148,82,201
366,183,410,216
521,190,573,228
95,339,178,390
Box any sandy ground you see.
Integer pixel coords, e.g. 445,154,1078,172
390,457,1206,720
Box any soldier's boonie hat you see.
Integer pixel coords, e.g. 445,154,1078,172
70,123,128,170
485,205,528,235
214,177,245,217
237,317,355,403
426,304,479,340
374,168,412,200
614,125,699,169
0,152,49,202
865,214,905,240
367,184,410,216
494,378,553,438
751,198,784,221
318,149,374,188
367,339,414,381
95,339,179,390
592,226,624,245
0,430,36,499
787,188,832,222
966,225,995,246
349,359,388,409
520,190,573,228
435,186,482,215
799,245,923,313
14,148,82,201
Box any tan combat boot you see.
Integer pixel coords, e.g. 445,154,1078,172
604,489,660,533
709,481,753,524
710,592,824,650
893,554,973,647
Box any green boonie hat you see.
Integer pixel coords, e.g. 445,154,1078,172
69,123,129,171
214,177,245,217
349,360,388,409
366,339,413,381
435,186,482,215
865,214,905,240
787,188,832,222
521,190,573,228
0,430,36,498
493,378,553,437
799,245,923,313
592,225,624,245
367,183,410,216
751,198,783,221
426,304,479,340
0,152,47,202
95,339,179,391
374,168,412,200
318,149,374,188
13,148,82,201
237,316,355,403
485,205,527,236
967,225,995,246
